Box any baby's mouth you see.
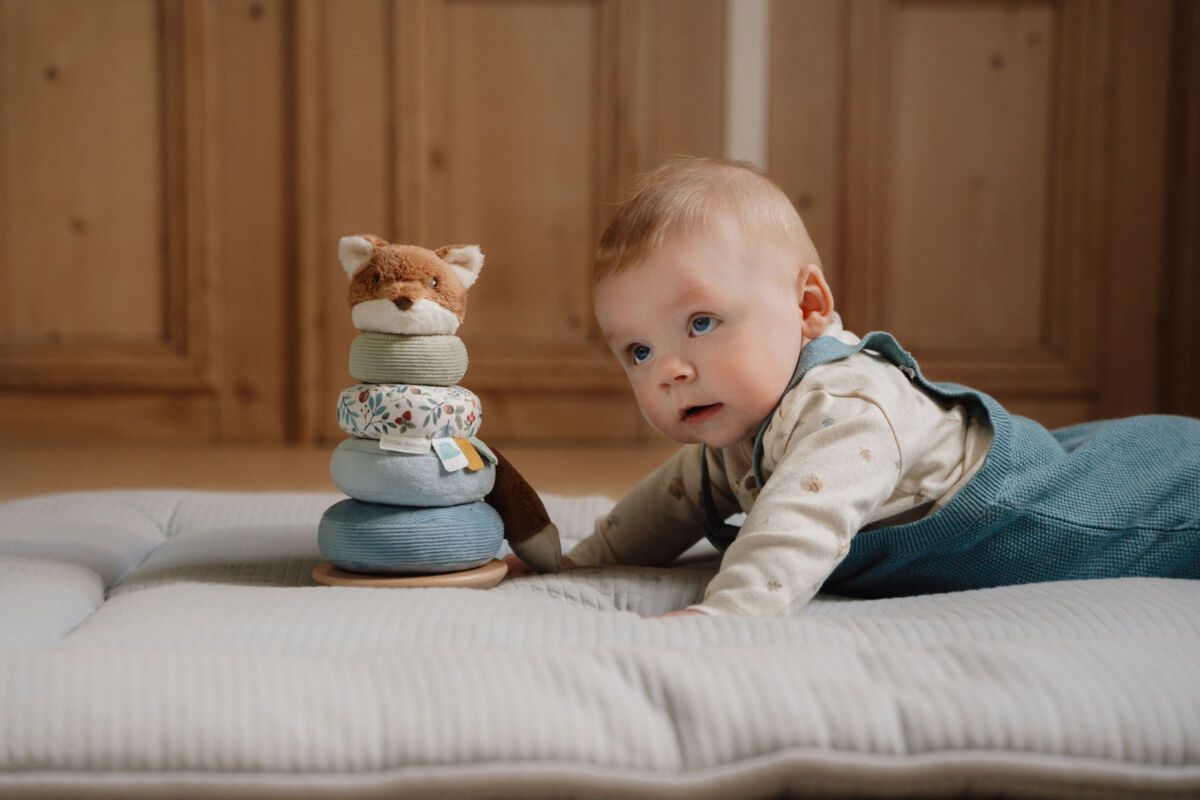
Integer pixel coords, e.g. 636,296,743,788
681,403,724,424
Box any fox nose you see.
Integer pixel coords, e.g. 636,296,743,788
393,296,413,311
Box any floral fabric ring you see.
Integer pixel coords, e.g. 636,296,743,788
336,383,482,440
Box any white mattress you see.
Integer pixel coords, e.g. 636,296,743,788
1,489,1198,798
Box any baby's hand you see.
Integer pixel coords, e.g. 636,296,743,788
502,553,573,577
502,553,532,577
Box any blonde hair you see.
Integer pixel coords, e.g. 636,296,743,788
594,156,818,281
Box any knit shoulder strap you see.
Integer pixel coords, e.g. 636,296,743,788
699,332,923,551
751,331,922,487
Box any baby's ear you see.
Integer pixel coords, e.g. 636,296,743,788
338,235,376,278
799,263,835,339
436,244,484,289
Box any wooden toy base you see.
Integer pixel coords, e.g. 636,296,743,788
311,558,508,589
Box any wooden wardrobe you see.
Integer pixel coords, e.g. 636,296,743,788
2,0,1197,447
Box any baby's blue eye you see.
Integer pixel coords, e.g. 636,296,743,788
630,344,652,365
690,316,718,336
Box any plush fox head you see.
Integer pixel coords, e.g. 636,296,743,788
339,235,484,335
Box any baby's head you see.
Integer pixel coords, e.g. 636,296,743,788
594,157,834,448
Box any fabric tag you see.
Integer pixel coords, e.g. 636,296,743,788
453,437,485,472
432,437,469,472
378,434,433,455
469,437,498,466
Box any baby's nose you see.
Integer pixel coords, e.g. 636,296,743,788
658,356,695,387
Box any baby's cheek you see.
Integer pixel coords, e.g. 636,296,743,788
632,390,657,421
632,390,668,431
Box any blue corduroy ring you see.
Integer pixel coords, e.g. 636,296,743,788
318,498,504,574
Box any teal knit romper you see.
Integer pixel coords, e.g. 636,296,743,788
701,331,1200,597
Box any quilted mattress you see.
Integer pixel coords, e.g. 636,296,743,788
1,489,1198,798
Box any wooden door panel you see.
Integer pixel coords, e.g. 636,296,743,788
395,0,628,416
1,0,165,345
2,0,1183,447
0,0,209,398
768,0,844,294
434,1,601,350
300,0,726,444
772,0,1174,426
845,0,1106,402
0,0,299,442
883,3,1055,356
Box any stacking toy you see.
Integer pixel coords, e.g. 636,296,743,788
313,235,562,588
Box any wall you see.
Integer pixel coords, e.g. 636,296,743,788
0,0,1195,445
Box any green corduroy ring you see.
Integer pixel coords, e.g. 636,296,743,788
349,332,468,385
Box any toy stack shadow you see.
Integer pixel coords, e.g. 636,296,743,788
312,331,509,588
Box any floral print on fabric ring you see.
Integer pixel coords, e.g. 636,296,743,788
336,383,482,440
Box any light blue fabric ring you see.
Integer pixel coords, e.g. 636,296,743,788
317,499,504,574
330,437,496,506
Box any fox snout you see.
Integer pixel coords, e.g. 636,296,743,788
390,281,430,311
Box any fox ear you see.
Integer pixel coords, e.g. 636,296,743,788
436,244,484,289
338,236,375,278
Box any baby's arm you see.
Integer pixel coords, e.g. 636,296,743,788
567,444,739,568
690,391,902,616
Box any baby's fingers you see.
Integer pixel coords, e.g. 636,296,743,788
502,553,533,577
503,553,576,578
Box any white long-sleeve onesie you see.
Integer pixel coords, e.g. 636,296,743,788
567,322,993,616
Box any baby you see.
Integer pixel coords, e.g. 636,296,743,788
509,156,1200,616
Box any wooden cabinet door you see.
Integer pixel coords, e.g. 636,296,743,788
296,0,726,445
2,0,1191,446
0,0,214,439
769,0,1183,428
0,0,299,442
